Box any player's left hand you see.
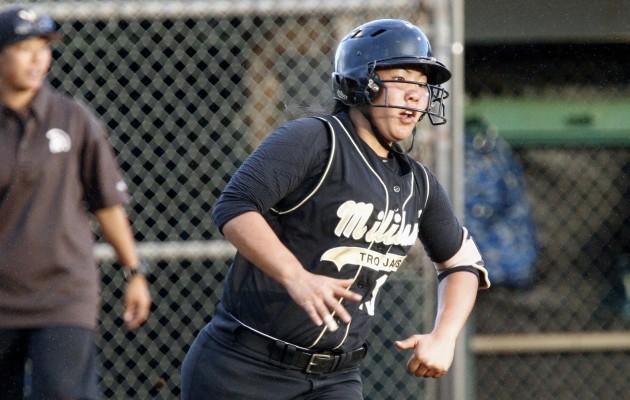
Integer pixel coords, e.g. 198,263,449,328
123,276,152,329
394,333,456,378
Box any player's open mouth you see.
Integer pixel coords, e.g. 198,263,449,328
400,110,416,121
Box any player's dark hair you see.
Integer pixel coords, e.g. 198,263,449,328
331,100,349,115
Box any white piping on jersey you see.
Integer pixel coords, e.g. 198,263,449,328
417,162,431,210
308,115,403,350
307,264,364,350
332,115,390,208
229,311,313,351
331,116,430,223
287,117,431,350
270,118,337,215
309,243,373,350
401,170,415,216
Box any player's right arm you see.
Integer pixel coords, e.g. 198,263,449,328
213,118,361,327
221,210,361,327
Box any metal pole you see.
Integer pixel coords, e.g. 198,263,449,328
434,0,472,399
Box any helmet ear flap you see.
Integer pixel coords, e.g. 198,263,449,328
332,73,351,103
333,73,383,107
334,74,367,106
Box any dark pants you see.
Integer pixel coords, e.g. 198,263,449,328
181,322,364,400
0,326,99,400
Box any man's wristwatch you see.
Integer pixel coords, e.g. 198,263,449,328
122,259,151,282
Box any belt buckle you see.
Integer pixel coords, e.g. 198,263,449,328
305,353,335,374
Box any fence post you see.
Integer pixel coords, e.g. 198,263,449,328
434,0,474,399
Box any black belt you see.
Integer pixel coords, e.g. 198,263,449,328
234,326,367,374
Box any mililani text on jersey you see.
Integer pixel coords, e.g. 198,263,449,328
320,200,420,315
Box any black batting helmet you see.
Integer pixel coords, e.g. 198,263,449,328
332,19,451,125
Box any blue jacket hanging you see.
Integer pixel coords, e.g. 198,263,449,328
464,118,538,288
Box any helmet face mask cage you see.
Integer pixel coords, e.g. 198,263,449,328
361,64,450,126
332,19,451,126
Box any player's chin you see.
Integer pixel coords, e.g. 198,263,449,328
390,127,415,143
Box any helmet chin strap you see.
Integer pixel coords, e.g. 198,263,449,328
359,106,417,156
406,127,417,153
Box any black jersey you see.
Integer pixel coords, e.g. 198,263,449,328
212,112,466,352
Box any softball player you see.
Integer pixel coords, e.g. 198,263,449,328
182,19,490,400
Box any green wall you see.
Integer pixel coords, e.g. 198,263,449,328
466,98,630,147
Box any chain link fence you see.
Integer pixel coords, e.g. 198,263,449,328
472,147,630,400
7,1,446,398
466,41,630,399
6,0,629,398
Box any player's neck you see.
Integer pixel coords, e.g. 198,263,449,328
349,108,391,158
